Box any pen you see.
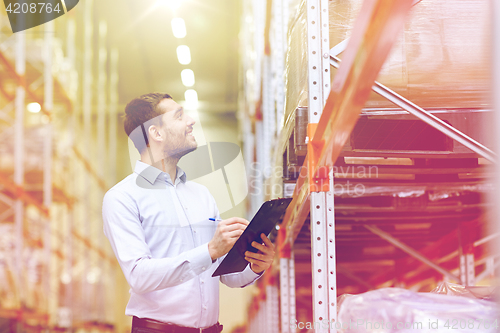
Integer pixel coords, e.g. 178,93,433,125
209,218,222,222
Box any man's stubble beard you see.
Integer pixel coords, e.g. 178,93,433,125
164,143,198,160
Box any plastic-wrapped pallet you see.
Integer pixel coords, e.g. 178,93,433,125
431,281,499,300
336,288,499,333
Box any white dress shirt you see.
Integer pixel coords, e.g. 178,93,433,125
102,161,261,328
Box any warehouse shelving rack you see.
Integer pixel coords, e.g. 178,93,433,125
240,0,498,332
494,0,500,275
0,1,120,332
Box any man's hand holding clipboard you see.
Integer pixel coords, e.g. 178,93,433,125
244,233,276,274
212,198,292,277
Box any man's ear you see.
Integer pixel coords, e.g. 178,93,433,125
148,125,163,143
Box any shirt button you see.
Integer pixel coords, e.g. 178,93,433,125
202,267,206,271
201,279,204,284
203,305,207,310
193,230,197,233
180,279,183,282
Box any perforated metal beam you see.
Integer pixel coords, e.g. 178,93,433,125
326,172,337,327
475,257,500,283
459,254,475,286
310,192,330,329
266,284,279,333
307,0,330,123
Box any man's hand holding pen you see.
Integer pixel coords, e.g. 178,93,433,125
208,217,249,261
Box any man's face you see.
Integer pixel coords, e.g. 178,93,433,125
157,98,197,158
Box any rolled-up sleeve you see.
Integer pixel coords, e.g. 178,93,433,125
102,189,213,294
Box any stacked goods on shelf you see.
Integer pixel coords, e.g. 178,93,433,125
0,4,120,332
282,0,494,293
284,0,490,125
281,0,492,162
242,0,496,331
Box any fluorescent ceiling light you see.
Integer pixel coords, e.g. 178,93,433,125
184,89,198,109
181,69,195,87
156,0,183,10
171,18,186,38
27,102,41,113
176,45,191,65
185,89,198,102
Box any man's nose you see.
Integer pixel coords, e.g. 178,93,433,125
187,115,195,126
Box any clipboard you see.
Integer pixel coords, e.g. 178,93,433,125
212,197,292,277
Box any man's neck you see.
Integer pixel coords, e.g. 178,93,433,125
140,150,180,183
159,157,179,183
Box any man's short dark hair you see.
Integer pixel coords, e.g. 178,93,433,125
124,93,172,153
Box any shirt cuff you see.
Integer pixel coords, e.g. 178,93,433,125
186,243,213,276
242,264,264,281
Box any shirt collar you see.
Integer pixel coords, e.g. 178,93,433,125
134,160,187,185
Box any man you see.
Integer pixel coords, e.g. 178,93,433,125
102,93,275,333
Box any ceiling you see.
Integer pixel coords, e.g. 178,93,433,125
95,0,241,114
